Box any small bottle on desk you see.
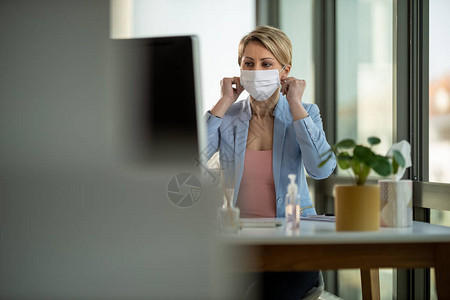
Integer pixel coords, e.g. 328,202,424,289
285,174,300,230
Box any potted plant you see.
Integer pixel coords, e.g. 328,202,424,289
319,137,405,231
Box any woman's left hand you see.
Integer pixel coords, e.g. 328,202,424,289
281,77,309,120
280,77,306,104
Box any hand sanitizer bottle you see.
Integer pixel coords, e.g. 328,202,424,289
285,174,300,230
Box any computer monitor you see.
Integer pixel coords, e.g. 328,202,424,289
109,36,206,167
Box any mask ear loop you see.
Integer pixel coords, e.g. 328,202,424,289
279,65,287,85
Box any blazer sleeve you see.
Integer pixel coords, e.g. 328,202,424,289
292,104,336,179
204,111,223,160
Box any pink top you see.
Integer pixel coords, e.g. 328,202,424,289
236,149,276,218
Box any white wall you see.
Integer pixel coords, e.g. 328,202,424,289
131,0,256,111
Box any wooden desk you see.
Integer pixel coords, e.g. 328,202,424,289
222,219,450,299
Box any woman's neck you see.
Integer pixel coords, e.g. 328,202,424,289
250,87,280,118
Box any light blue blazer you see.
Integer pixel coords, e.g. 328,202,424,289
205,94,336,217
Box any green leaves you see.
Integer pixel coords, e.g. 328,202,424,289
353,145,375,163
335,139,356,149
318,136,406,186
371,155,391,176
368,137,381,146
390,150,405,175
392,150,405,167
392,158,399,174
337,152,352,169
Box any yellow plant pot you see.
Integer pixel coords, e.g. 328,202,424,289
334,185,380,231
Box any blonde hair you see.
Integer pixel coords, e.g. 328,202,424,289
238,25,292,67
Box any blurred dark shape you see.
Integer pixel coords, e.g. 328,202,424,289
110,36,203,166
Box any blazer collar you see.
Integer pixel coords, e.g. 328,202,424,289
243,93,292,123
273,94,292,123
241,98,252,121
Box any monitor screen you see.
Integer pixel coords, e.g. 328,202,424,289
109,36,205,167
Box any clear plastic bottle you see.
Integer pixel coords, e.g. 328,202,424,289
217,206,240,233
285,174,300,230
217,188,240,233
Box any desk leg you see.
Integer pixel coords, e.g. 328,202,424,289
361,268,380,300
435,243,450,299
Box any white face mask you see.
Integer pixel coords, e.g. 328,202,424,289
240,67,284,101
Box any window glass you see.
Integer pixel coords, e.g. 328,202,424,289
430,209,450,227
338,269,393,300
337,0,393,174
280,0,315,203
429,0,450,293
336,1,394,298
280,0,315,104
429,0,450,184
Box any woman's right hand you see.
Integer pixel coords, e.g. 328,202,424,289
210,77,244,118
221,76,244,102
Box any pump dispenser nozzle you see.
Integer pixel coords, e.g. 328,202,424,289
287,174,297,196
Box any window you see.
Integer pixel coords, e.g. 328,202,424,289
336,0,394,298
429,0,450,184
279,0,316,204
280,0,315,104
337,0,393,157
429,4,450,300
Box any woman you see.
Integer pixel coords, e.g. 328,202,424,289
206,26,336,299
206,26,336,217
